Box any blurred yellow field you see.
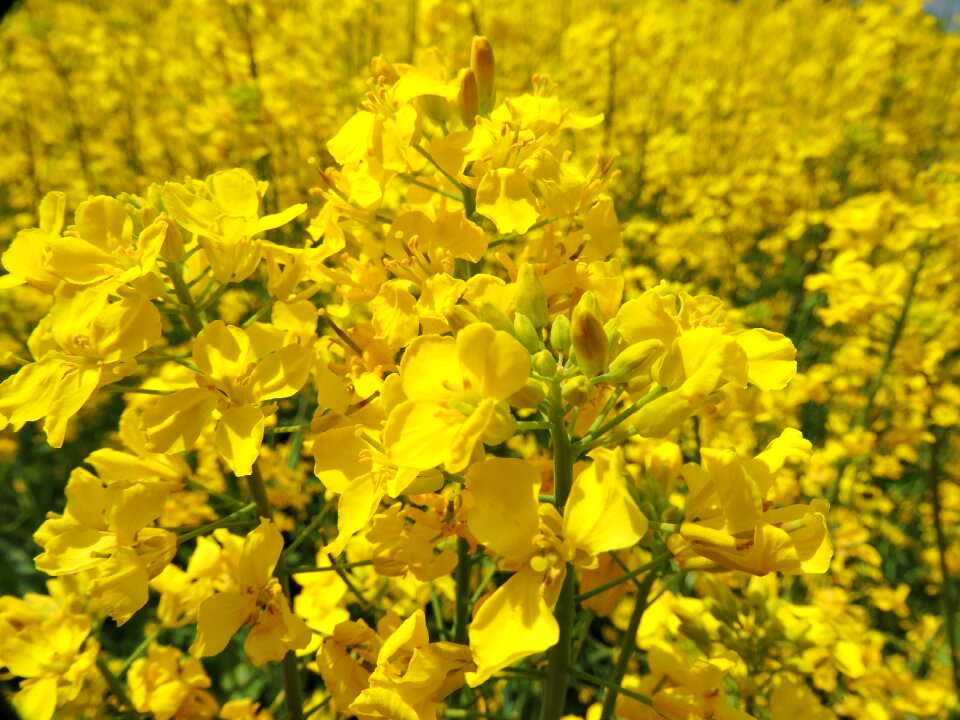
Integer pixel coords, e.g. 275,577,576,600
0,1,957,718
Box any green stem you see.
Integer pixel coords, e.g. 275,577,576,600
117,628,161,677
165,261,204,336
398,173,463,200
575,552,671,602
575,385,667,452
284,559,373,574
281,504,331,561
455,536,472,646
540,378,576,720
414,144,469,194
96,655,135,712
598,561,663,719
176,503,257,544
929,426,960,697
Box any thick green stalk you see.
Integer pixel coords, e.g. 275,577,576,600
167,261,205,336
540,381,576,720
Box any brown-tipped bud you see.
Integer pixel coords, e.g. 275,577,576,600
371,55,399,85
515,263,549,328
444,305,480,333
478,301,515,335
533,349,558,378
606,339,664,383
471,36,495,111
458,69,479,129
514,313,542,354
572,305,608,377
550,314,571,353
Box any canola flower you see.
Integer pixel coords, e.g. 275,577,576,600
0,2,957,719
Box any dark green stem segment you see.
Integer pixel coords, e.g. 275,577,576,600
247,464,304,720
598,562,662,720
540,382,577,720
167,262,205,336
929,426,960,697
455,536,472,646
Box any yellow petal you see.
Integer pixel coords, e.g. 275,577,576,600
141,388,218,454
632,390,691,438
192,321,254,383
466,567,558,687
457,323,530,401
475,168,539,234
732,328,797,391
563,448,648,559
239,519,284,589
13,676,59,720
215,405,265,477
208,169,260,218
191,591,251,658
249,344,312,400
384,400,461,471
465,458,541,562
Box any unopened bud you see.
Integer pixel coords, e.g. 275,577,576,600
571,305,608,377
606,339,663,382
444,305,479,332
458,69,479,129
478,301,515,335
420,94,452,125
471,36,495,112
515,263,549,328
157,217,185,263
562,375,594,406
550,314,571,353
533,350,558,378
514,313,541,353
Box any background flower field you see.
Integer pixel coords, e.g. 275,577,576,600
0,0,958,718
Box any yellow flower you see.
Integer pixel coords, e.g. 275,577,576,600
141,320,311,476
162,169,306,283
33,468,177,624
383,323,530,472
127,644,218,720
0,287,161,447
191,519,310,666
463,451,648,685
671,430,833,575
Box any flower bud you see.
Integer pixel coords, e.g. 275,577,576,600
157,217,185,263
515,263,549,328
420,94,452,126
606,339,663,383
572,305,608,377
514,313,542,353
471,36,495,112
550,314,571,353
458,69,479,129
478,301,515,335
533,350,558,378
562,375,594,406
444,305,479,332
